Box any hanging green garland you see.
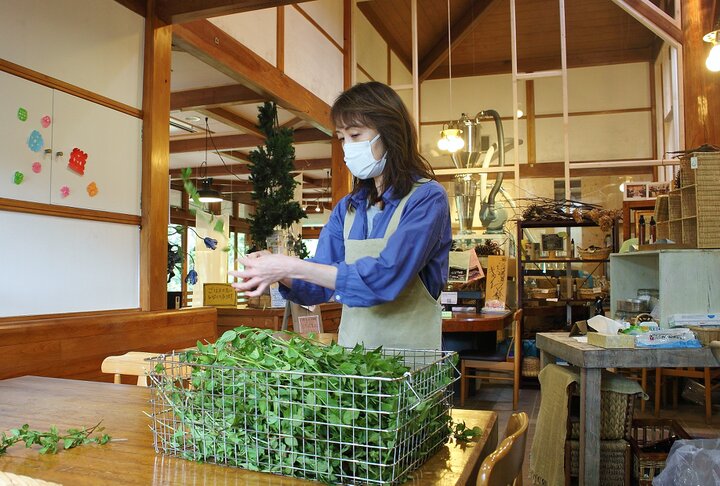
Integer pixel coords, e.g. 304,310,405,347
248,102,306,249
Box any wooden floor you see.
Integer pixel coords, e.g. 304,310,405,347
457,380,720,484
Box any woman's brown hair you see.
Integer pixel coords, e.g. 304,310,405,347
331,81,435,206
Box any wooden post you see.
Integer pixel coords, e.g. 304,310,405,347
140,0,172,311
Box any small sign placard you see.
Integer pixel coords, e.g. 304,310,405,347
297,315,322,334
203,283,237,308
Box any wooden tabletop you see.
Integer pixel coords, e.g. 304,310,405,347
0,376,497,486
442,310,512,333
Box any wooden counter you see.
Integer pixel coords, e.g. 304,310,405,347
0,376,498,486
217,302,342,334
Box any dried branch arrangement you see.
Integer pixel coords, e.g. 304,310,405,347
517,197,621,232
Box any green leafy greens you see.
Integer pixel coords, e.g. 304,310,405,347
0,421,111,456
151,327,467,484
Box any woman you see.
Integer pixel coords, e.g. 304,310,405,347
230,81,452,350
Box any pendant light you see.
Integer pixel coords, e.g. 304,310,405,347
197,117,222,203
437,0,465,154
704,25,720,72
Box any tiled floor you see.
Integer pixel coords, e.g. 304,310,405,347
458,379,720,484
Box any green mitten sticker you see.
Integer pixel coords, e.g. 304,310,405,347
13,171,24,184
17,108,28,121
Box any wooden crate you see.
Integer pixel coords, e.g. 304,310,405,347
629,418,691,485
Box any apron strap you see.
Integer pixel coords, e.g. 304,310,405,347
343,179,430,240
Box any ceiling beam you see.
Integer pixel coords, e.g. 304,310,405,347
419,0,496,82
170,127,329,153
611,0,682,46
434,162,654,181
197,107,263,137
173,20,332,133
170,157,331,179
170,84,264,111
426,47,654,79
156,0,315,24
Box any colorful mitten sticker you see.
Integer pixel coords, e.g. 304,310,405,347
27,130,44,152
60,186,70,198
87,181,98,197
17,108,27,121
13,171,24,184
41,115,51,128
32,162,42,173
68,148,88,175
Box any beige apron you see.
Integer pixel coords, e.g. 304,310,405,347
337,182,442,350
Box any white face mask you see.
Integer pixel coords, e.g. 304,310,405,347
342,133,387,179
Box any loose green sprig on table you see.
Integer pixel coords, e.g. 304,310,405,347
452,421,483,443
151,327,466,484
0,421,111,455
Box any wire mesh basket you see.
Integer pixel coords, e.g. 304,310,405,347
148,344,458,485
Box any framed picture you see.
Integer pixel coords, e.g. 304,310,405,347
540,233,564,252
624,182,649,200
648,181,671,198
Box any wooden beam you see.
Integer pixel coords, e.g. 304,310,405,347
358,3,412,74
113,0,146,18
277,5,285,72
425,47,654,79
197,107,263,137
141,0,172,311
170,157,331,179
611,0,683,46
520,161,655,178
419,0,495,81
170,84,264,111
156,0,314,24
526,80,536,166
332,0,353,206
170,128,329,153
173,20,332,133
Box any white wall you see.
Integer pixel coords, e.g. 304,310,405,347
0,0,144,316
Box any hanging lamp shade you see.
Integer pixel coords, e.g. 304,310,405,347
197,177,222,203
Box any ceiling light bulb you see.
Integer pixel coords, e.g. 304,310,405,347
517,108,524,118
619,182,625,193
315,204,321,213
448,136,465,153
706,43,720,72
437,136,449,151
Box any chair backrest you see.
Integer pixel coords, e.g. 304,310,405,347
506,309,523,360
101,352,159,386
477,411,529,486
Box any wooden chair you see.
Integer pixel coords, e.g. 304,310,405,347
461,309,523,409
101,351,159,386
654,367,720,423
477,411,529,486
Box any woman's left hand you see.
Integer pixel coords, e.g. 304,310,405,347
230,253,297,297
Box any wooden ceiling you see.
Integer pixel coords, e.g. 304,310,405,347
126,0,670,204
359,0,667,80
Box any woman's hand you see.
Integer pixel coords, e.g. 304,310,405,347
230,253,297,297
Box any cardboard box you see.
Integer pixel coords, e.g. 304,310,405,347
588,332,635,349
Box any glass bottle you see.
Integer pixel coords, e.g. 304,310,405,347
638,215,646,245
649,216,657,244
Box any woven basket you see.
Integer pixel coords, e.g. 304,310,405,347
565,439,630,486
681,185,697,218
529,288,557,299
654,195,669,223
688,326,720,345
668,191,681,220
682,218,698,247
577,288,602,300
693,153,720,248
568,386,638,440
521,356,540,377
656,221,669,240
629,418,691,485
578,246,611,260
680,157,697,187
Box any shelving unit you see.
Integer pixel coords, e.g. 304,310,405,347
658,153,720,248
609,249,720,327
517,220,616,332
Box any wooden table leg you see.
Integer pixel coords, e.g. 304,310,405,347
539,349,555,369
579,367,601,486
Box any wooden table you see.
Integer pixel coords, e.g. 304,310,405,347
536,332,719,486
442,310,512,333
0,376,497,485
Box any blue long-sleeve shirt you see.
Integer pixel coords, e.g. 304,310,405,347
280,180,452,307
